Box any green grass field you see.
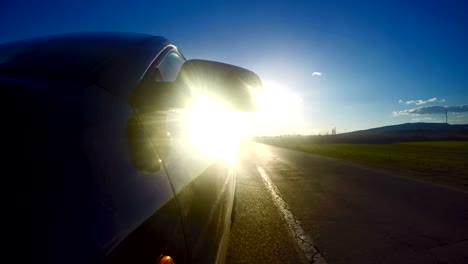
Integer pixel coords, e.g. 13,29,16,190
262,140,468,190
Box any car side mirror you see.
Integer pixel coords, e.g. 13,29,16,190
130,59,262,112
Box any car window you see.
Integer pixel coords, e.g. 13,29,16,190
157,50,185,82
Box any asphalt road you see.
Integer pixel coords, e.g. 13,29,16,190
226,142,468,264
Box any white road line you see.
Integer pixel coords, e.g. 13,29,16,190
257,166,326,264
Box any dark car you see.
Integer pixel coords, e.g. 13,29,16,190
7,32,261,264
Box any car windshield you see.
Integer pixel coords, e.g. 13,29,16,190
0,33,150,84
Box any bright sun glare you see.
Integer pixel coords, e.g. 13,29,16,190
186,95,247,164
253,80,303,135
184,81,303,163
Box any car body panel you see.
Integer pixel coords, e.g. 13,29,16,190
137,47,236,263
139,108,236,263
8,32,237,264
9,76,187,263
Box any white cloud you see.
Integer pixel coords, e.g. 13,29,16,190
447,105,468,112
402,97,437,105
312,72,322,76
398,99,404,103
392,104,468,116
440,98,446,103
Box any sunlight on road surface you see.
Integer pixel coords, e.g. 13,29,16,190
257,166,326,264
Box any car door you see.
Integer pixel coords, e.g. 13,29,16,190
138,48,236,263
11,76,187,264
99,92,188,264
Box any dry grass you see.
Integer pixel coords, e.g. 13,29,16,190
261,140,468,190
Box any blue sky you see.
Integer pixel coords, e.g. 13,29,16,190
2,0,467,134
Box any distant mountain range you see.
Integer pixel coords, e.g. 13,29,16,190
324,123,468,143
260,123,468,144
347,122,468,135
